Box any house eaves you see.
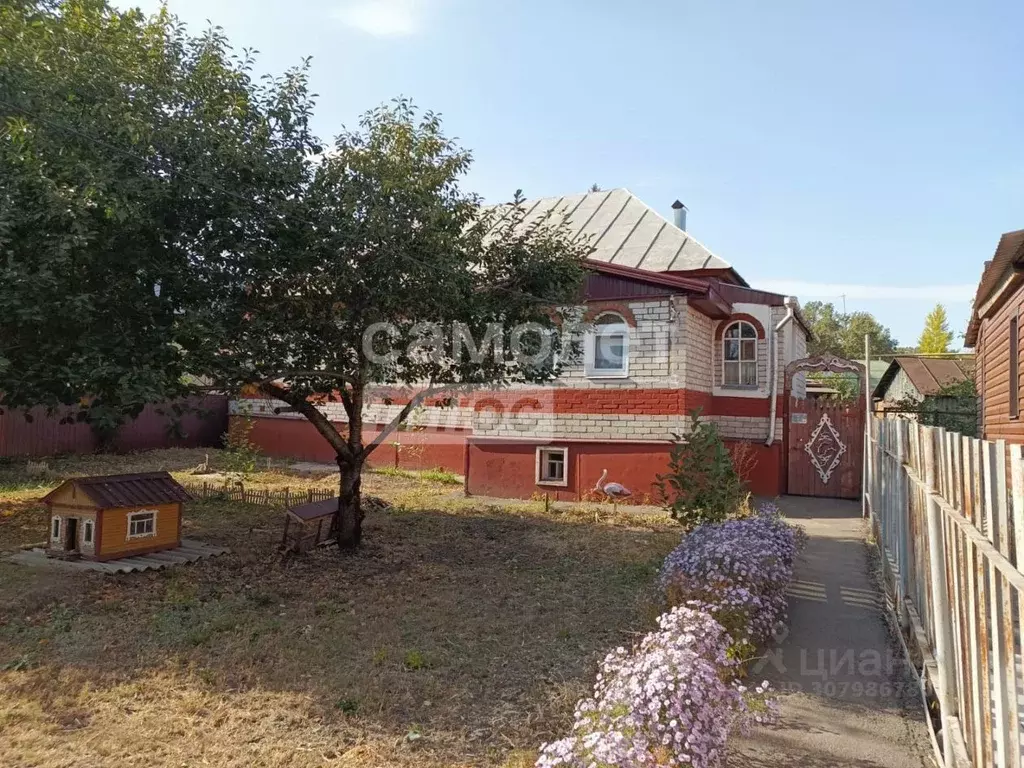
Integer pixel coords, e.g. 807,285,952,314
965,228,1024,346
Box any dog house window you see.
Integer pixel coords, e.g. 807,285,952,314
83,520,94,545
585,313,629,378
51,517,61,540
536,446,568,486
723,321,758,387
127,510,157,539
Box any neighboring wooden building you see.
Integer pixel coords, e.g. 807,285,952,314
872,356,974,405
42,472,191,561
965,228,1024,441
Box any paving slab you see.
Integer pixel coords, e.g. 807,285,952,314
729,496,933,768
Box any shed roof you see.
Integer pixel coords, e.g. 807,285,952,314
484,189,744,282
43,471,192,508
872,356,974,399
287,497,339,523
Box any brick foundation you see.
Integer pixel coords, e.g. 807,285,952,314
237,415,784,499
465,438,783,501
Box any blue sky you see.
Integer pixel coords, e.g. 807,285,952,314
125,0,1024,349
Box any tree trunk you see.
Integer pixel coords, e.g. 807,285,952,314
334,455,364,548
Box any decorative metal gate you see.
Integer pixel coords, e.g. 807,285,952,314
784,355,865,499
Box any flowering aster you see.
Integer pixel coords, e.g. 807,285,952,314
536,607,763,768
536,503,801,768
659,502,806,648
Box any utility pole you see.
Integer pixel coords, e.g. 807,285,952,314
863,333,871,519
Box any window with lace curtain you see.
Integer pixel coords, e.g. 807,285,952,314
723,321,758,387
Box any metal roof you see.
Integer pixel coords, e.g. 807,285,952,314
872,356,974,399
485,189,739,277
43,471,192,508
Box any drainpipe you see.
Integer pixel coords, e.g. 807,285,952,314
765,297,797,446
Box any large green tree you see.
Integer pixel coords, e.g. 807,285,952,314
194,101,591,546
1,2,589,548
918,304,954,354
0,0,318,434
802,301,897,359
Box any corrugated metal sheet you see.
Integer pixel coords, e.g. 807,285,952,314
0,395,228,458
874,357,973,399
484,189,735,275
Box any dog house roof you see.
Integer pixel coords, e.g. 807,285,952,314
42,471,192,508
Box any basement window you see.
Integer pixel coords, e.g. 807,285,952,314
536,446,568,486
127,510,157,539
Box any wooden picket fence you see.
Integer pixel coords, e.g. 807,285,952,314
868,415,1024,767
180,480,336,508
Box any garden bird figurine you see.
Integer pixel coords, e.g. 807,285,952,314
594,469,632,511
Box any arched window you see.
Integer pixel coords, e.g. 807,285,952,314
723,321,757,386
585,313,630,377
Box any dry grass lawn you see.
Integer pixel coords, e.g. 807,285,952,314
0,449,679,767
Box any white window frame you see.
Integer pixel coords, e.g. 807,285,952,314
127,509,158,540
722,321,759,388
535,446,569,487
83,519,94,545
584,313,630,379
51,516,62,541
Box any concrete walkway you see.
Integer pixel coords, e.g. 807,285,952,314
729,496,933,768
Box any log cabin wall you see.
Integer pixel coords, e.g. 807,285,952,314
977,278,1024,442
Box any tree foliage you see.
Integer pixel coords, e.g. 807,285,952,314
918,304,954,354
193,100,591,546
886,377,977,437
802,301,897,359
2,2,591,548
0,0,319,430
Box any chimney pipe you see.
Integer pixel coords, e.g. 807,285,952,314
671,200,687,231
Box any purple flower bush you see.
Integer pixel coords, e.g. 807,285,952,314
660,502,806,651
536,503,803,768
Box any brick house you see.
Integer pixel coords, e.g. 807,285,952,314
235,189,812,498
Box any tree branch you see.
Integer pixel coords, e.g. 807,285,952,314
362,381,451,457
258,380,354,463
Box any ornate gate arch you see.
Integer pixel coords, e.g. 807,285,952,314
783,355,865,499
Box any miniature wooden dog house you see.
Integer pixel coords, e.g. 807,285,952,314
42,472,192,561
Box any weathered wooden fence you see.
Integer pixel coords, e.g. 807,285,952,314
868,415,1024,767
179,481,336,508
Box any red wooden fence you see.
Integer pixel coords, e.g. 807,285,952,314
0,395,228,458
786,396,864,499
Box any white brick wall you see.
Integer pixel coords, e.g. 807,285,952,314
559,299,673,388
711,415,780,442
680,303,714,393
232,398,691,441
474,413,688,441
